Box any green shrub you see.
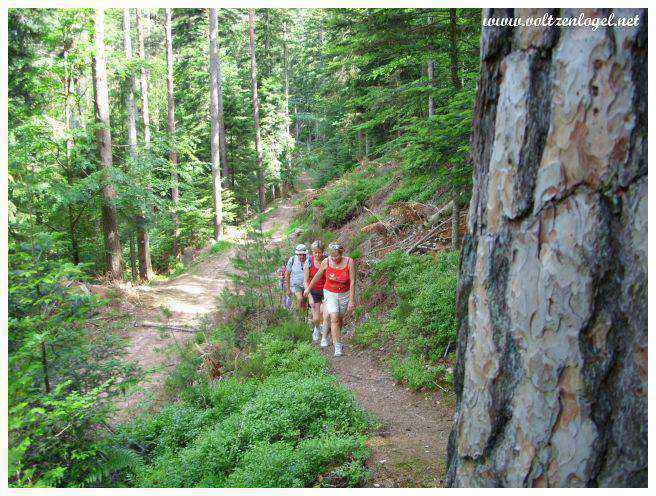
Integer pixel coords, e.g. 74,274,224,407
312,167,393,227
390,355,447,391
352,317,386,351
386,174,441,204
112,337,374,488
211,239,233,254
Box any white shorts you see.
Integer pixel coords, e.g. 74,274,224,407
323,289,350,316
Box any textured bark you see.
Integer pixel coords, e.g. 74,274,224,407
447,8,647,488
165,8,180,258
92,9,123,280
448,9,462,91
248,8,266,212
135,8,154,281
209,8,223,240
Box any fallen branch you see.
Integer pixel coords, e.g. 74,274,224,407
137,322,204,333
406,218,451,254
364,206,397,235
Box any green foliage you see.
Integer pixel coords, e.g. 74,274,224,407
353,249,459,391
312,165,393,227
8,236,140,487
109,337,373,488
386,173,441,204
391,355,447,391
210,239,233,254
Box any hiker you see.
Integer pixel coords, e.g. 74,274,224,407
305,240,327,343
304,242,355,357
285,244,309,314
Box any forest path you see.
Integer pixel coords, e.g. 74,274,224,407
112,185,304,421
325,345,454,487
113,174,454,488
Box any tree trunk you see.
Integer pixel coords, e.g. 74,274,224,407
123,9,138,160
64,54,80,266
136,9,151,146
427,16,435,117
208,8,223,240
294,105,300,141
92,9,123,280
248,8,265,212
129,231,138,280
447,9,461,91
135,8,154,280
216,23,228,183
447,8,647,488
283,21,290,134
450,198,459,251
165,8,180,258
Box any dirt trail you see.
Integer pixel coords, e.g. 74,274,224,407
113,189,303,419
112,174,454,487
326,346,454,487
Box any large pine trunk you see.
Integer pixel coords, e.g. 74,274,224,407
135,8,154,281
92,9,123,280
446,8,647,487
208,8,224,240
165,8,180,258
248,8,266,212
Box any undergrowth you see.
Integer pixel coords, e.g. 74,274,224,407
353,249,459,392
312,165,394,228
101,226,375,488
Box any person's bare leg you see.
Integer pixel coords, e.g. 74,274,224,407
331,314,342,344
321,309,332,344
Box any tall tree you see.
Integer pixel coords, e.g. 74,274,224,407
135,8,154,280
165,8,180,258
427,16,435,117
63,46,80,265
123,9,139,279
92,8,123,280
208,8,223,240
248,8,265,212
447,8,647,487
447,9,461,91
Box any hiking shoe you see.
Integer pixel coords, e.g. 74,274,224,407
334,342,343,357
320,336,329,348
312,327,320,343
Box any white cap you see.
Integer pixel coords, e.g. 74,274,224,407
295,244,308,255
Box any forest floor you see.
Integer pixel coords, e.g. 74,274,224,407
109,174,454,487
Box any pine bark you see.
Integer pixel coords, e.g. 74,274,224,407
165,8,180,258
208,8,223,240
447,8,647,488
135,8,154,281
248,8,266,212
92,9,123,280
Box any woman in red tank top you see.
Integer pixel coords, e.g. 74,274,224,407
304,242,356,357
304,240,327,343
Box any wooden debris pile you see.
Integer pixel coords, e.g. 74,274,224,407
361,199,467,266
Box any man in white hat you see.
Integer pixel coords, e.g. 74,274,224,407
285,243,309,315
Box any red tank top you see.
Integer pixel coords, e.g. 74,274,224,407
324,257,351,293
308,255,326,291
